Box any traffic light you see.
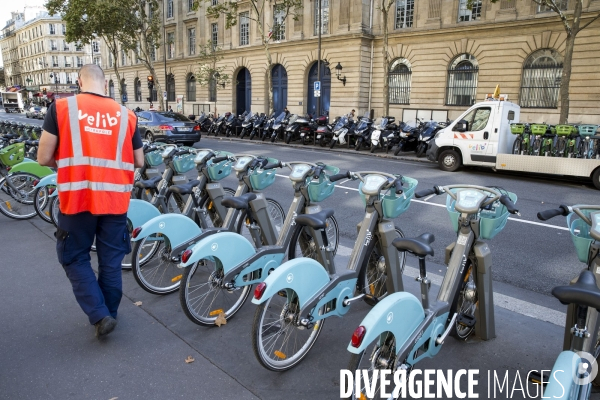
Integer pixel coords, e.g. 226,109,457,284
147,75,154,90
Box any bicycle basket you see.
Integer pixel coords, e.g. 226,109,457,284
172,147,196,174
568,211,595,264
206,151,234,181
555,125,576,137
144,149,163,166
530,124,548,135
307,165,340,202
578,125,599,137
358,176,418,219
0,142,25,167
446,190,517,240
510,123,525,135
248,157,278,190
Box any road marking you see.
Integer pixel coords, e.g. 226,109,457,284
336,244,565,326
423,194,436,202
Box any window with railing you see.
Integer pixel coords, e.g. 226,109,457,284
211,24,218,48
520,49,563,108
108,53,113,68
188,0,195,12
92,41,99,53
63,41,69,51
77,57,84,67
273,5,286,41
314,0,329,35
49,24,55,35
395,0,414,29
93,57,101,67
457,0,482,22
239,12,249,46
75,42,83,51
64,56,71,67
52,56,58,67
50,40,57,51
150,46,156,61
121,50,126,66
167,0,174,18
538,0,567,13
446,54,479,106
167,32,175,59
211,0,218,5
188,27,196,55
109,80,115,99
62,24,66,34
388,58,412,104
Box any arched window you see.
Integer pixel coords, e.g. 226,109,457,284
520,49,563,109
167,74,175,102
108,80,115,99
120,78,127,102
388,58,412,105
446,54,479,106
134,78,142,102
186,74,196,101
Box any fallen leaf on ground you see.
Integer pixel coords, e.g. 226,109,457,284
134,301,142,306
215,312,227,327
185,356,195,364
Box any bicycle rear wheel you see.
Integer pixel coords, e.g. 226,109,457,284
33,185,54,223
0,173,38,220
287,215,339,260
49,195,60,227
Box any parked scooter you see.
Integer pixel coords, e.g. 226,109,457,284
369,116,399,153
415,120,444,158
315,115,336,147
284,114,302,144
209,113,227,136
260,112,277,141
394,119,421,156
329,115,354,149
225,111,247,137
248,113,267,141
238,112,255,139
354,115,374,151
270,112,289,142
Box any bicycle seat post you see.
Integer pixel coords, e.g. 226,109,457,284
416,256,431,310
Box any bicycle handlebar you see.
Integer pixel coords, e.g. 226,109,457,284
500,195,519,215
328,171,352,182
537,205,570,221
211,155,229,163
262,161,282,170
394,177,404,194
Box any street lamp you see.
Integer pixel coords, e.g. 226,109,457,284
49,73,58,97
335,62,347,86
214,72,225,88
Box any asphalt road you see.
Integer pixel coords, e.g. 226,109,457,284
2,109,598,399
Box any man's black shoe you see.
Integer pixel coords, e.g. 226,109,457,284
94,316,117,339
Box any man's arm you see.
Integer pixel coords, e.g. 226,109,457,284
38,130,58,168
134,148,144,168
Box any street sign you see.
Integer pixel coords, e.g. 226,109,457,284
163,91,167,101
314,81,321,91
314,90,321,98
122,94,128,103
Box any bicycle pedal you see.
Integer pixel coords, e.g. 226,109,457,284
457,313,476,328
528,370,549,386
362,294,379,307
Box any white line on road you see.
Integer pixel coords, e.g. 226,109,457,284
336,244,565,326
423,194,436,202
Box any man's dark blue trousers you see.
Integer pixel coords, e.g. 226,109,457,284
56,212,130,325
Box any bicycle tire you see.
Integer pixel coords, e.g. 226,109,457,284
33,185,54,223
512,137,521,155
236,198,286,247
357,227,405,299
287,215,339,260
449,259,478,340
0,173,39,220
49,195,60,227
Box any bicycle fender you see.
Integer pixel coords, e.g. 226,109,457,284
33,173,57,188
179,232,255,272
347,292,424,354
543,351,577,399
127,199,161,230
9,161,54,177
131,214,202,250
251,258,330,309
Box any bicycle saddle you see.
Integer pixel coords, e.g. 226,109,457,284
294,209,334,230
134,176,162,189
221,193,257,210
552,270,600,311
168,180,201,195
392,233,435,257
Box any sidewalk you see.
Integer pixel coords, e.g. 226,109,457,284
0,213,570,399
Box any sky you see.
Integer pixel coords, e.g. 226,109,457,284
0,0,48,67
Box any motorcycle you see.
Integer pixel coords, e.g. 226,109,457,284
394,119,421,155
369,116,399,153
248,113,267,140
415,120,444,158
238,112,255,139
353,114,374,151
261,112,277,141
210,113,228,137
284,114,301,144
225,111,247,137
328,115,354,149
269,112,289,142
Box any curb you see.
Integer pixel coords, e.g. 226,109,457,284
201,135,435,164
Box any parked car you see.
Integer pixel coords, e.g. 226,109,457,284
26,106,44,119
135,111,201,146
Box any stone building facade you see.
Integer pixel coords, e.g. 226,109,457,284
0,9,100,97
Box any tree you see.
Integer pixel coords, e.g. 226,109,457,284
195,40,231,115
0,67,5,89
45,0,133,104
379,0,396,116
196,0,302,113
484,0,600,123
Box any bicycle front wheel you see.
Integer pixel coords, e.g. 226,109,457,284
0,173,39,220
49,195,60,227
33,185,54,223
449,260,478,340
357,227,405,299
251,290,325,371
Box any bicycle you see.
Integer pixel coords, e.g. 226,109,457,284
129,153,286,295
536,204,600,399
177,161,344,327
510,123,532,155
555,124,579,158
250,171,417,371
345,184,518,399
531,123,556,157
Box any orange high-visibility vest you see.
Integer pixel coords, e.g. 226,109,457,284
55,94,136,215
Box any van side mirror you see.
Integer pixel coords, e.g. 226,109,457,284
454,120,468,132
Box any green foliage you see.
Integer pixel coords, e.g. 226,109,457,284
0,68,5,88
195,40,230,89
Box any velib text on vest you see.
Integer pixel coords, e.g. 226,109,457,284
79,110,120,135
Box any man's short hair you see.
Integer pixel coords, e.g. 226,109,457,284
79,64,105,83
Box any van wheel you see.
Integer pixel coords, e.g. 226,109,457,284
592,168,600,190
438,149,461,172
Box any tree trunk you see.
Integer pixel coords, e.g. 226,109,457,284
558,0,582,124
264,43,274,114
